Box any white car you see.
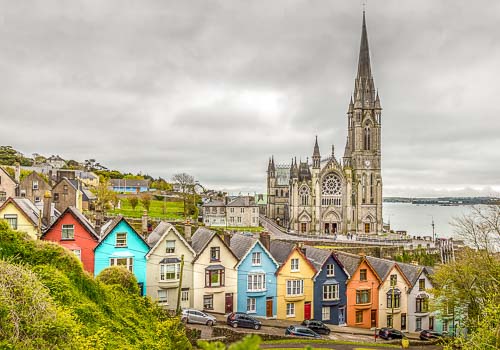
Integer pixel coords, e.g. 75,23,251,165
181,309,217,326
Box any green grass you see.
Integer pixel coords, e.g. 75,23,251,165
261,339,399,348
107,199,186,220
225,226,264,232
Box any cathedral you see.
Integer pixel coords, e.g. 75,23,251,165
266,12,383,235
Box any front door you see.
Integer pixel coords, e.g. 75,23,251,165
332,223,338,233
338,307,346,325
301,223,307,233
266,298,273,317
371,309,377,328
304,302,312,320
225,293,233,313
324,223,329,234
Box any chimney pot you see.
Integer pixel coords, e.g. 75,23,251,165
184,219,192,243
42,191,52,226
259,231,270,251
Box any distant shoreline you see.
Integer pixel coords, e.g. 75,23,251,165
383,197,500,206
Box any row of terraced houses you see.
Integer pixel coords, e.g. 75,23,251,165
0,198,454,334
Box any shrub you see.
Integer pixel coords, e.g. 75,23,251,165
96,266,140,295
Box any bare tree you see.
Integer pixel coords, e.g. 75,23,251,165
172,173,195,219
141,194,152,212
128,196,139,211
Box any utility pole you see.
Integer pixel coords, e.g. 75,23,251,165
431,216,435,242
176,254,185,316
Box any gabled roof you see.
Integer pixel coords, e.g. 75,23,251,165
305,247,351,280
269,240,295,264
275,244,317,276
0,166,17,184
146,221,195,259
202,199,225,207
0,197,41,227
191,227,239,263
335,251,362,276
231,233,279,269
397,262,422,287
226,196,256,207
95,215,149,250
366,256,394,281
81,188,96,201
42,206,99,241
53,177,78,191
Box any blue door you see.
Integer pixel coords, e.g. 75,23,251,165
338,307,346,325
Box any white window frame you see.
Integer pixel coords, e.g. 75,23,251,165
286,303,295,317
247,273,266,291
158,289,168,303
116,232,127,247
72,249,81,261
323,284,339,300
322,306,330,321
159,263,180,281
203,295,214,310
286,279,304,296
290,258,299,272
251,252,261,266
3,214,18,230
247,298,256,313
32,180,39,190
326,264,335,277
61,224,75,239
110,257,133,272
165,240,175,254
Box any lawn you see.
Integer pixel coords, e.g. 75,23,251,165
107,199,186,220
225,226,264,232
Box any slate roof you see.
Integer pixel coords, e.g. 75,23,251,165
269,240,295,264
397,262,421,286
42,206,98,240
335,251,362,276
100,215,123,240
81,188,96,201
366,256,395,281
109,179,150,187
147,221,173,247
304,246,332,271
229,233,257,260
202,199,225,207
6,198,41,226
226,196,256,207
191,227,217,254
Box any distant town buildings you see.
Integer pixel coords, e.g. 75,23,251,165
202,196,259,228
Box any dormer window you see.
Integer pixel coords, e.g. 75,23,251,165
390,274,397,286
165,240,175,254
116,232,127,247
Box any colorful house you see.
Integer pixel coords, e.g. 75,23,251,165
191,228,239,314
146,222,196,311
109,179,150,193
42,206,99,273
230,232,279,318
94,216,150,295
306,247,350,325
337,252,381,329
0,197,43,239
403,265,434,332
271,241,316,321
0,167,17,203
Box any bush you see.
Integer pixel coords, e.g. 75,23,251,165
96,266,140,295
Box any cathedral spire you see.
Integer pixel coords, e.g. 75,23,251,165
354,11,375,105
313,136,320,157
357,11,372,81
312,136,321,169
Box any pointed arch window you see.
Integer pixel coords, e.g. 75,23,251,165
364,127,371,150
299,186,310,206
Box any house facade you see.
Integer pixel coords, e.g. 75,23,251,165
42,206,99,273
0,167,17,203
0,197,42,239
146,222,196,311
52,178,83,213
109,179,150,193
19,171,51,205
202,200,226,227
202,196,260,228
230,232,278,318
406,267,434,332
191,228,238,314
94,216,150,295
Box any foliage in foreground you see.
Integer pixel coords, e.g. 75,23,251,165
0,220,191,349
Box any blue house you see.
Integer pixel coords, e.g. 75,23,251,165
109,179,150,193
94,216,150,295
306,247,350,325
230,232,279,318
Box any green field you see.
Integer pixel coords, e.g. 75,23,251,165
225,226,264,232
107,199,186,220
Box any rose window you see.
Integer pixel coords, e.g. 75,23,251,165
322,173,342,196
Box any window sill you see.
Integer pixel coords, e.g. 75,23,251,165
115,246,128,248
286,314,296,318
290,270,300,273
61,238,75,241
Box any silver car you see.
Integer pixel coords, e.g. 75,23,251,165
181,308,217,326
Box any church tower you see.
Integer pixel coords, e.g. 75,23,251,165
343,11,383,234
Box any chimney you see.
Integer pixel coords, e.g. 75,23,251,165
223,232,231,246
184,219,192,243
141,210,148,237
259,231,270,251
14,162,20,183
48,170,53,187
42,191,52,226
297,241,306,255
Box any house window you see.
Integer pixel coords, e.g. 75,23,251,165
247,298,256,313
419,278,426,291
416,296,429,313
290,258,299,271
34,196,41,203
72,249,81,261
387,291,401,308
211,207,217,214
240,208,244,213
61,224,75,239
286,280,304,296
443,320,448,332
3,214,18,230
63,185,68,193
230,208,234,213
53,193,59,202
252,252,261,265
415,317,422,331
181,289,189,302
237,217,241,223
165,240,175,254
32,180,39,190
110,257,133,272
360,269,367,281
203,295,213,310
116,232,127,247
401,313,407,330
323,284,339,300
205,268,225,287
247,273,266,291
326,264,335,277
286,303,295,317
159,263,180,281
429,317,434,330
390,274,397,286
355,310,363,323
356,289,371,304
230,217,234,223
20,190,26,197
0,191,5,202
322,307,330,321
210,247,220,261
387,315,393,328
158,289,168,303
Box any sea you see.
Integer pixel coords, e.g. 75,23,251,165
383,202,479,239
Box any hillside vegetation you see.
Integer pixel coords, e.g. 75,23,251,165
0,221,191,350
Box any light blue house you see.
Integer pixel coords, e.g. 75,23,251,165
230,232,279,318
94,215,150,295
109,179,150,193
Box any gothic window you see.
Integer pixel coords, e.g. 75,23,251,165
363,127,371,150
299,186,309,206
322,174,342,196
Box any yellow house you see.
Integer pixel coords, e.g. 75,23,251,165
0,197,42,239
271,242,317,321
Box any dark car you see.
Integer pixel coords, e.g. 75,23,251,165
378,327,404,340
301,320,331,335
420,330,444,341
285,325,321,338
226,312,262,330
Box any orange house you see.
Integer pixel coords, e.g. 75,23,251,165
338,252,382,329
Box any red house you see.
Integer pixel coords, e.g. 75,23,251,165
42,206,99,274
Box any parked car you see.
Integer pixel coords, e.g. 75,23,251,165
378,328,404,340
226,312,262,330
420,330,444,341
181,309,217,326
301,320,331,335
285,325,321,338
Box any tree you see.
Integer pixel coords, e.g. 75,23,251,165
96,266,140,294
129,196,139,211
172,173,195,219
141,194,152,212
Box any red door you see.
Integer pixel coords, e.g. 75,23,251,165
225,293,233,313
304,302,311,320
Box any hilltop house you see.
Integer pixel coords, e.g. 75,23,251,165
46,155,66,169
19,171,51,205
52,178,83,213
0,167,17,203
109,179,150,193
202,196,260,228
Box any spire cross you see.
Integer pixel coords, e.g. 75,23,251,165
362,0,367,12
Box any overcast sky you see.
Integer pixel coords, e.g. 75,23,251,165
1,0,499,197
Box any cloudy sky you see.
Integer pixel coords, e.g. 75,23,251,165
1,0,499,197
